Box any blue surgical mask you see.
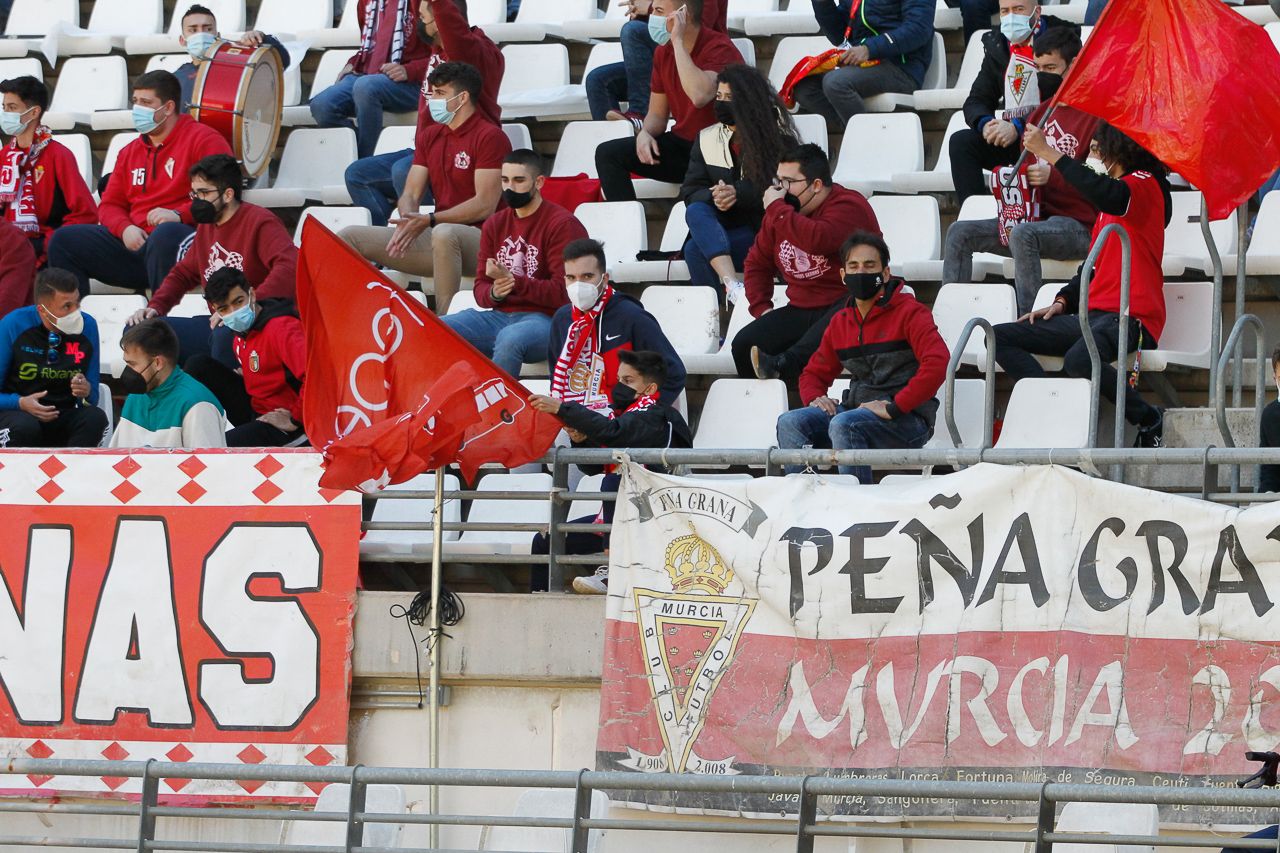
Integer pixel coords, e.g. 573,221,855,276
1000,11,1035,44
647,15,671,45
428,94,459,125
132,104,164,135
222,300,256,334
186,32,216,60
0,107,32,137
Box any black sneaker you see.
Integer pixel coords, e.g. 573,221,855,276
751,346,782,380
1135,408,1164,448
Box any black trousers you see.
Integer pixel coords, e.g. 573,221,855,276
948,127,1021,204
1259,400,1280,493
594,132,692,202
0,404,108,448
992,310,1157,426
731,303,831,382
529,471,619,591
184,355,304,448
46,222,195,296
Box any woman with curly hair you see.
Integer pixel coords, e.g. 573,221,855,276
680,64,799,299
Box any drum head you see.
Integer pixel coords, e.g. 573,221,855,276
237,48,282,177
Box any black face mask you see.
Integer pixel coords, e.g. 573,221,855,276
416,21,432,43
782,193,802,212
1036,71,1063,101
190,197,221,224
118,363,152,395
713,99,735,126
502,187,535,210
844,272,884,301
610,381,638,411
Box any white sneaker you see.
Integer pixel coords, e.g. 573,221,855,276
724,278,745,307
573,566,609,594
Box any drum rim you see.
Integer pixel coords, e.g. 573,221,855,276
189,41,284,179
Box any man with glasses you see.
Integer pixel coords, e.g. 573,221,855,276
729,143,880,382
0,268,106,447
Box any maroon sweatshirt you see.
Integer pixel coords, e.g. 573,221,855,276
148,202,298,315
350,0,434,82
744,185,880,317
473,198,587,315
416,0,505,128
1026,103,1100,226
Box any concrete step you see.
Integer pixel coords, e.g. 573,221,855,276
1125,407,1259,490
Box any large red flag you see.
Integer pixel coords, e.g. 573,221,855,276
296,218,562,490
1052,0,1280,220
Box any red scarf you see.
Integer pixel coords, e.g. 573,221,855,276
599,391,659,481
0,125,50,233
550,283,614,410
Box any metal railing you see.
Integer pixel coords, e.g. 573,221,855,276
943,316,996,451
4,757,1280,853
1215,313,1268,493
1075,221,1132,474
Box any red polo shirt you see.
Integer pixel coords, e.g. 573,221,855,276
651,27,743,142
413,112,511,221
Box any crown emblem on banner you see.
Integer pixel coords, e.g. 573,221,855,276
663,535,733,594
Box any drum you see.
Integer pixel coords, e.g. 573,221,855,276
189,42,283,178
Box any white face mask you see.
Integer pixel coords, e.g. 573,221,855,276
43,305,84,336
1085,157,1108,175
566,281,601,312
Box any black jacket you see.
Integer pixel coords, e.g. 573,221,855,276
962,15,1076,131
680,124,767,231
559,401,692,476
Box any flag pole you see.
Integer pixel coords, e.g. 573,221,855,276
428,465,444,850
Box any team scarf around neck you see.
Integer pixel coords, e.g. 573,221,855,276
0,125,51,233
356,0,410,68
550,283,615,407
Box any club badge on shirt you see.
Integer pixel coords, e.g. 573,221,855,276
454,150,471,170
777,240,829,280
165,157,175,179
249,350,260,373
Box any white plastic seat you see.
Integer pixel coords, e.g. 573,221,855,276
914,29,986,111
169,294,210,318
52,133,93,189
552,120,630,178
693,378,789,452
125,0,246,55
144,53,190,74
831,113,924,195
298,0,362,49
46,56,128,130
443,472,552,556
295,206,372,245
244,128,358,207
566,473,605,523
503,123,532,151
561,0,627,41
282,783,405,849
521,41,621,122
743,0,821,36
446,290,481,315
96,383,113,446
373,124,416,157
101,131,139,179
0,56,41,81
925,378,988,449
891,110,965,193
361,474,463,557
995,378,1092,449
731,37,756,68
479,788,608,852
932,282,1016,369
612,202,691,283
791,112,828,153
574,201,647,268
1245,191,1280,275
57,0,163,56
5,0,77,37
254,0,334,38
766,36,830,96
725,0,779,30
484,0,598,42
1053,800,1158,853
639,284,719,356
869,195,940,281
284,48,356,126
82,294,146,378
498,43,572,120
1164,191,1238,276
682,294,751,375
864,32,946,112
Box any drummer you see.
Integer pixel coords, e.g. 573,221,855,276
176,3,291,113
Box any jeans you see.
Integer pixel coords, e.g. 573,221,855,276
1084,0,1108,24
584,19,656,120
948,127,1021,204
595,132,692,201
163,318,236,368
47,222,195,296
791,61,917,126
441,308,552,377
309,72,423,159
942,216,1092,314
1261,400,1280,493
731,303,832,381
0,404,109,448
345,149,427,226
945,0,999,40
993,310,1158,426
776,404,932,482
682,201,755,287
1222,826,1278,853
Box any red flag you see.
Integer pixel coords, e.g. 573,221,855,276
297,218,562,489
1052,0,1280,220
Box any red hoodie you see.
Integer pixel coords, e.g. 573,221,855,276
350,0,434,82
416,0,505,129
744,184,880,317
799,281,950,426
2,139,97,259
473,199,587,315
233,298,306,422
99,116,232,238
148,202,298,316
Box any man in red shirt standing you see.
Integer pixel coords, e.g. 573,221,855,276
46,70,232,296
594,0,742,201
341,61,509,314
309,0,432,159
443,149,586,377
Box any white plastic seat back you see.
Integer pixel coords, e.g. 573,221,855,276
82,294,146,378
891,110,966,192
869,195,940,263
925,378,987,449
553,121,631,178
53,133,93,188
833,113,924,194
479,788,608,852
46,56,129,128
514,0,598,25
0,56,41,80
1053,800,1158,853
6,0,78,36
361,474,463,557
102,132,140,176
255,0,334,35
503,123,533,151
913,29,986,110
145,53,189,73
567,473,605,522
309,49,358,101
169,294,210,318
932,283,1016,368
373,124,416,156
640,285,720,356
446,291,480,315
791,112,828,153
282,783,405,849
296,206,372,245
1164,190,1237,272
1150,281,1213,368
252,128,357,204
575,201,647,266
498,43,571,105
694,379,788,450
88,0,163,36
996,378,1092,449
767,36,830,94
447,473,552,555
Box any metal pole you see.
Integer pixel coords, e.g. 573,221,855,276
943,317,996,451
548,447,569,593
1235,202,1248,408
428,466,445,850
1205,196,1225,398
1214,314,1266,493
1076,221,1130,453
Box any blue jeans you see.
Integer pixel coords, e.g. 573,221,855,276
345,149,426,226
776,404,932,483
1084,0,1108,24
441,309,552,377
47,222,195,295
309,73,422,159
1222,826,1278,853
682,201,755,287
947,0,998,40
584,18,655,119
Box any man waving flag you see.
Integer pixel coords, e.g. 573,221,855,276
296,218,561,491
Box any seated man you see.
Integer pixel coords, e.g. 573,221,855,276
730,143,880,382
776,231,948,483
309,0,432,159
128,154,298,363
949,0,1076,203
445,149,586,376
110,319,226,448
1263,345,1280,493
185,268,306,447
549,238,685,412
345,0,504,227
594,0,742,202
529,349,692,594
945,0,999,40
0,75,97,316
790,0,934,126
941,26,1098,314
175,3,289,111
341,61,508,314
0,268,106,448
47,70,232,296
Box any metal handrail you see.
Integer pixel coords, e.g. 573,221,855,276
1204,195,1225,398
1074,221,1131,461
1214,313,1267,493
943,316,996,451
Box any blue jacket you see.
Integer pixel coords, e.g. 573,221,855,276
0,305,100,411
810,0,935,88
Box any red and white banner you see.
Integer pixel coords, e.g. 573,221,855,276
0,449,361,803
598,463,1280,823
